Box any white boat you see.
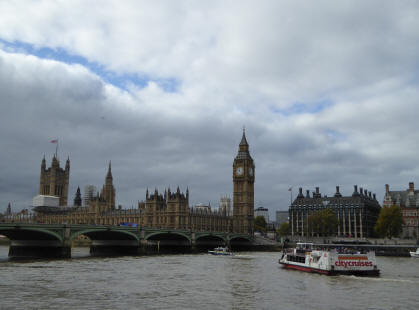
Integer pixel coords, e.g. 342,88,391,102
410,248,419,258
208,247,233,256
279,242,380,276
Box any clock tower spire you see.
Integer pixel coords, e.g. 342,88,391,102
233,129,255,234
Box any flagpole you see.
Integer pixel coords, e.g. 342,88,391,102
289,187,293,205
55,139,58,158
291,189,292,205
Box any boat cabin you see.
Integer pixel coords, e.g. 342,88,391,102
296,243,313,253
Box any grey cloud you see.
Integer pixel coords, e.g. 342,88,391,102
1,2,419,218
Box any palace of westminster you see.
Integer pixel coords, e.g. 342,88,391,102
29,132,256,234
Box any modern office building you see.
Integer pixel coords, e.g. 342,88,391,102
255,206,269,223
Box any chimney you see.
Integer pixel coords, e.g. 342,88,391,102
373,193,376,200
409,182,414,193
306,190,310,198
334,186,342,198
297,187,304,198
352,185,359,197
360,187,363,196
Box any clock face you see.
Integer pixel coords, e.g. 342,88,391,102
249,167,253,176
236,167,243,175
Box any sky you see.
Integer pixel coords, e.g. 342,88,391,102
1,1,419,219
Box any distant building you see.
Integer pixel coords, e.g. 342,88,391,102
194,203,212,212
383,182,419,238
219,196,231,216
83,185,97,207
73,187,82,207
255,206,269,223
6,203,12,215
276,210,289,226
290,186,381,238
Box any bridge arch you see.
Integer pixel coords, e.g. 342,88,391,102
69,228,139,242
229,235,252,250
195,233,227,243
0,226,63,242
194,233,226,250
145,231,191,242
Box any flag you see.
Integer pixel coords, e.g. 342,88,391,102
50,139,58,144
288,187,292,191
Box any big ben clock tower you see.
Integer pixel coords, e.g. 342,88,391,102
233,129,255,234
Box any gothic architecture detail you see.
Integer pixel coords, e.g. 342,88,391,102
39,155,70,206
101,162,115,209
32,131,254,235
233,129,255,234
73,187,82,207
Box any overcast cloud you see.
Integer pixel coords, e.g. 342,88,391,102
1,1,419,218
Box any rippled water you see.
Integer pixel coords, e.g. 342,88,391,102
0,246,418,310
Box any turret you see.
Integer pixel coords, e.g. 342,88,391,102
51,154,59,168
41,155,46,170
106,161,113,183
65,156,70,171
74,186,82,207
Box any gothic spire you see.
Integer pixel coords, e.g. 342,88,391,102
41,155,46,169
240,127,248,147
235,128,252,160
106,161,113,181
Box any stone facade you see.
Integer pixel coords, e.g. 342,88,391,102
290,186,381,238
232,130,255,234
39,155,70,206
383,182,419,238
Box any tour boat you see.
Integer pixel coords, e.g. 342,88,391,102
410,248,419,258
208,247,233,256
279,243,380,276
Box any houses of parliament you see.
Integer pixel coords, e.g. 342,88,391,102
34,131,255,234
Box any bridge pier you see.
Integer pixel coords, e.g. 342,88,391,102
8,240,71,259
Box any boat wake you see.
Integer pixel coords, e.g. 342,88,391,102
342,275,419,284
231,254,253,259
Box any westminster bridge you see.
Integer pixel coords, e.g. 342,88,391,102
0,223,252,259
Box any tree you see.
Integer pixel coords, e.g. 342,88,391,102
277,222,290,236
374,205,404,238
254,216,267,232
308,208,338,237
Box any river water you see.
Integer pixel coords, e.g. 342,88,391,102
0,246,418,310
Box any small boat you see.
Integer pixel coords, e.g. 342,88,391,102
208,247,233,256
410,248,419,258
279,242,380,276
